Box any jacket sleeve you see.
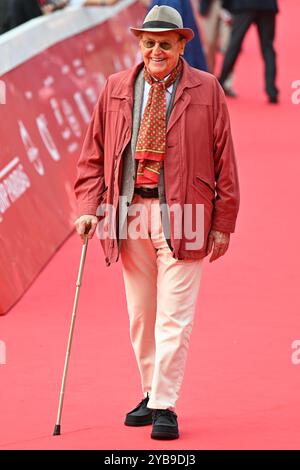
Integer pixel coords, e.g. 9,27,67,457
211,77,240,233
74,80,109,217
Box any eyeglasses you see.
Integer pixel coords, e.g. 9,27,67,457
141,39,181,51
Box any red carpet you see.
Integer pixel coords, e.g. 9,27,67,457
1,0,300,449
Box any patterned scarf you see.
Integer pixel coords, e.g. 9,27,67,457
135,60,183,185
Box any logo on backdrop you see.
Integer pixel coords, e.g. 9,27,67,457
0,158,31,223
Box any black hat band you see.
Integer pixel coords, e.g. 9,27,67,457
142,21,179,30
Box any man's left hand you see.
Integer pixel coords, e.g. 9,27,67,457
207,230,230,262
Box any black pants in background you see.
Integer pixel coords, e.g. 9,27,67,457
219,10,278,100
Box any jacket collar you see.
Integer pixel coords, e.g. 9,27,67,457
172,58,203,109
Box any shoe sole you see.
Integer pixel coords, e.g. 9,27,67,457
151,431,179,440
124,417,153,427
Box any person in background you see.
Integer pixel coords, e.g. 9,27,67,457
199,0,235,96
1,0,67,32
6,0,42,29
145,0,207,70
219,0,279,103
0,0,10,34
74,5,239,440
39,0,68,13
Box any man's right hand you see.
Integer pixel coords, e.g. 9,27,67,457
74,215,99,242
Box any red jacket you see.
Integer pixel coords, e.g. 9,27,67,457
74,60,240,265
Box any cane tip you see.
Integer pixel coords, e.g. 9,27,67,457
53,424,61,436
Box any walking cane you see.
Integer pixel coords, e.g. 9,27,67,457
53,233,89,436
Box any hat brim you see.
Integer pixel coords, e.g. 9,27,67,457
130,27,194,43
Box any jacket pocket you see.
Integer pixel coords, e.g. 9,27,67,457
193,175,215,201
115,126,131,157
185,179,214,254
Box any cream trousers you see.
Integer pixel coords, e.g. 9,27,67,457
120,195,203,409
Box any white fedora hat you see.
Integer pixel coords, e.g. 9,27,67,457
130,5,194,43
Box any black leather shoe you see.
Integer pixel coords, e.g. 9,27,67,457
151,409,179,440
223,86,237,98
219,81,237,98
124,395,153,426
268,95,278,104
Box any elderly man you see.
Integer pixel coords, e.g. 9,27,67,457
74,5,239,440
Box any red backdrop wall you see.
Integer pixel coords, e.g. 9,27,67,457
0,2,145,314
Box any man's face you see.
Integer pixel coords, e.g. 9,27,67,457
139,31,186,80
